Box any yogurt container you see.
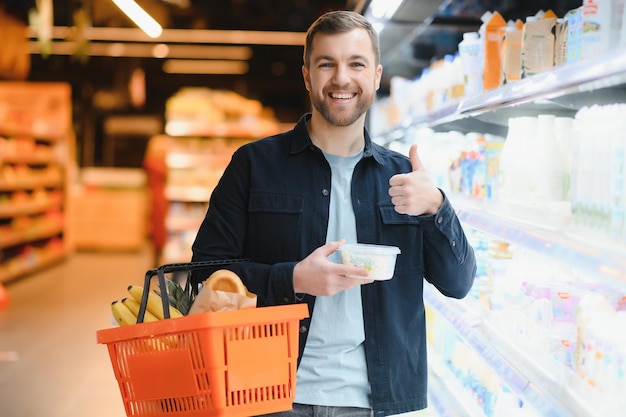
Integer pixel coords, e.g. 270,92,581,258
340,243,401,281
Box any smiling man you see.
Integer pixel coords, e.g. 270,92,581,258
303,23,380,131
191,10,477,417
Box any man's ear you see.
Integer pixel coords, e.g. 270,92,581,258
302,65,311,91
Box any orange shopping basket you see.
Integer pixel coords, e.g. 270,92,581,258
97,260,309,417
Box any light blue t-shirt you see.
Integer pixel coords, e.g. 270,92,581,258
295,149,371,408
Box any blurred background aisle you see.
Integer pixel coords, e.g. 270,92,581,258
0,246,153,417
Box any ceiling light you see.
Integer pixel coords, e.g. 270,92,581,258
111,0,163,38
162,60,249,75
152,43,169,58
108,43,126,56
369,0,403,20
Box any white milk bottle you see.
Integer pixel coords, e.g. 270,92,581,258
607,105,626,238
554,117,574,200
532,114,565,204
499,117,533,204
516,116,538,205
458,32,483,97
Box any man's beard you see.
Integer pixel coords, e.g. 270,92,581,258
310,91,372,127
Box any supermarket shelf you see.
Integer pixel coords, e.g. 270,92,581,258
0,200,62,218
427,349,486,417
166,153,231,169
0,221,64,249
0,248,66,283
1,153,58,165
165,185,213,202
165,215,204,232
164,119,280,138
452,197,626,285
424,286,596,417
0,82,72,281
79,167,146,188
459,47,626,116
375,46,626,138
0,176,63,191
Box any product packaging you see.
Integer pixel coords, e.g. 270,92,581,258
611,0,626,47
521,14,556,78
554,18,569,66
498,117,535,204
554,117,574,200
481,11,507,91
567,7,584,62
484,137,504,200
582,0,626,55
532,114,565,203
501,25,523,83
458,32,483,97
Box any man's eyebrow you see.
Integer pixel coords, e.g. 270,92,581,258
349,54,370,63
312,54,370,63
313,55,335,63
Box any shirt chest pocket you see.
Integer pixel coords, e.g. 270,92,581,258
247,192,304,260
378,203,423,273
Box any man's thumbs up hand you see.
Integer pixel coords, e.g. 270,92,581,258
408,141,426,172
389,144,443,216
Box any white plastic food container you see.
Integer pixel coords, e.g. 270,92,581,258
339,243,401,281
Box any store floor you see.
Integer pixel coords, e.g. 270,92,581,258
0,245,434,417
0,246,154,417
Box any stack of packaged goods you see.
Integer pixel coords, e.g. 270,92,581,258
164,87,281,138
387,1,626,123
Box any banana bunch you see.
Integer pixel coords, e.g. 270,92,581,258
111,284,184,327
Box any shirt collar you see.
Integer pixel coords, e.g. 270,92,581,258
290,113,385,166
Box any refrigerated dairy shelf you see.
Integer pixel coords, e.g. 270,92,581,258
375,19,626,417
427,349,487,417
452,197,626,284
424,286,598,417
376,46,626,139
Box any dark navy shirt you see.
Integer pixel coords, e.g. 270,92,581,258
191,113,477,416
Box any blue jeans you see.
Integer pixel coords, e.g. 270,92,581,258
258,403,373,417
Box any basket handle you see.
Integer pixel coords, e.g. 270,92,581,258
136,259,251,323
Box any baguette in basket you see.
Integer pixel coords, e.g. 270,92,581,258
189,269,257,314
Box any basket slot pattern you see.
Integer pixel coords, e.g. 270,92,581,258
157,394,211,414
229,383,291,407
225,321,293,408
112,331,215,415
225,322,284,342
129,398,164,415
185,331,211,394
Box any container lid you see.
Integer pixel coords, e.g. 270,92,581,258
340,243,401,255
